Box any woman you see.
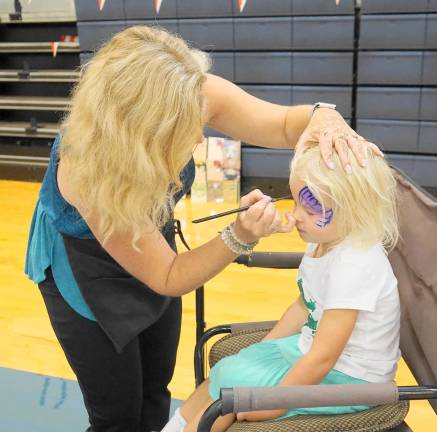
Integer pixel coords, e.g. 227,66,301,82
25,26,380,432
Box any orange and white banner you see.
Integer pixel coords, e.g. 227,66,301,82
60,35,78,43
238,0,247,13
97,0,106,11
50,42,59,57
155,0,163,14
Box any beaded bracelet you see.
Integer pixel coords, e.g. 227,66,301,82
220,223,258,256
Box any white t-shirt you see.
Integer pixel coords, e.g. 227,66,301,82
297,242,401,383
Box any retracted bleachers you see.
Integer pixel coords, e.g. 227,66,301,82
3,0,436,194
75,0,360,196
0,0,78,181
357,0,437,195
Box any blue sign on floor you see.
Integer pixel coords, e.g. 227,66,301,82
0,367,181,432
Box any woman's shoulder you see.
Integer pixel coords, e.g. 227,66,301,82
57,156,80,209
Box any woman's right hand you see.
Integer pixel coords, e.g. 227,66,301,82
233,189,295,244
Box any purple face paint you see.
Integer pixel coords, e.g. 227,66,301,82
298,186,333,228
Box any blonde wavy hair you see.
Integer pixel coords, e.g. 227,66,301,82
290,146,399,252
60,26,210,245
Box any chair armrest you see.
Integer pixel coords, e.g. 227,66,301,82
235,252,304,269
230,321,277,334
223,383,400,413
198,383,424,432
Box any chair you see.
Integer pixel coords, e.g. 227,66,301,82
194,167,437,432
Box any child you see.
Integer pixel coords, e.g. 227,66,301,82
163,146,401,432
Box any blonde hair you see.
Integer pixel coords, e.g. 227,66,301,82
60,25,210,245
290,146,399,252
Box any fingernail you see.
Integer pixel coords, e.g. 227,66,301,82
346,164,352,174
327,160,335,170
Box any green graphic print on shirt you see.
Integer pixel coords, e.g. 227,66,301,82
297,277,318,335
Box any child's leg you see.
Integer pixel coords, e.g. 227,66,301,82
184,398,235,432
180,379,212,422
162,379,218,432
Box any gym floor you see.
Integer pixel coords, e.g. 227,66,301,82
0,179,435,431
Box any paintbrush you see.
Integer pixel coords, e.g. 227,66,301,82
192,194,292,224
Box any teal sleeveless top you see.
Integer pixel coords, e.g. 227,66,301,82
25,134,195,322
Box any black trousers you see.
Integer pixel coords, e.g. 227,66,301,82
39,268,182,432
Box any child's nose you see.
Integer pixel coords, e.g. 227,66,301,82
292,205,303,222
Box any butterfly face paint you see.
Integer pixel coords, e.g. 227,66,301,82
298,186,333,228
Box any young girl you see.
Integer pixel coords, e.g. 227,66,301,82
163,146,400,432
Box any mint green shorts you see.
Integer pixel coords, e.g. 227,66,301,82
208,333,370,419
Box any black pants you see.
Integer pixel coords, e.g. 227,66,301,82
39,268,182,432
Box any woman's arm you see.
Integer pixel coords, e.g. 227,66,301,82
203,73,311,149
203,73,383,170
262,296,307,341
237,308,359,422
59,167,295,297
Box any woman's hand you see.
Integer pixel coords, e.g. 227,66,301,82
233,189,295,244
237,409,287,422
295,107,384,173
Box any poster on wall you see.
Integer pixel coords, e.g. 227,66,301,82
192,137,241,203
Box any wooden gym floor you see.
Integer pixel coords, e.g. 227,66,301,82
0,179,435,431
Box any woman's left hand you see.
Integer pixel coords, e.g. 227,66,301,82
236,409,286,422
295,107,384,173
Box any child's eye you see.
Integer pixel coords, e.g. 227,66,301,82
303,206,316,215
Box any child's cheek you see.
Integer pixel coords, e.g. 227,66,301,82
314,209,334,228
307,213,325,229
302,208,334,232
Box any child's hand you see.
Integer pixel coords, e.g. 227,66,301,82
277,211,296,233
237,409,287,422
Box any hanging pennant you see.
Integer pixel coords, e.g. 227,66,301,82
238,0,247,13
97,0,106,11
60,35,78,43
155,0,163,14
50,42,59,57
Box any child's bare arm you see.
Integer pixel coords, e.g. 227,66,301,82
239,309,358,422
280,309,359,385
263,296,308,341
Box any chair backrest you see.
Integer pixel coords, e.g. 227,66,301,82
388,167,437,413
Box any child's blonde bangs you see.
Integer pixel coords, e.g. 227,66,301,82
59,26,211,247
291,146,399,251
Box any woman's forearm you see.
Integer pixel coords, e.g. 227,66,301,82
204,74,312,149
164,191,288,297
283,105,313,149
164,234,238,296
